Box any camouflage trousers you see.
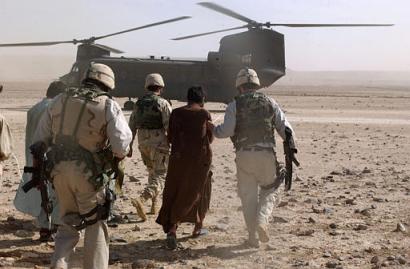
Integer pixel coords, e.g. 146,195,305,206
50,161,108,269
139,144,169,199
235,149,280,237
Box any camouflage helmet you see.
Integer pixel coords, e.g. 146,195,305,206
145,73,165,89
235,68,260,88
85,63,115,90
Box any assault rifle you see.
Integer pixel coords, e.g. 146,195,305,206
283,127,300,191
23,141,53,226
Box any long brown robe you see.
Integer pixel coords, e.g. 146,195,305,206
156,105,213,233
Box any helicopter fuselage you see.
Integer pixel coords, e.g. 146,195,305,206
61,28,286,103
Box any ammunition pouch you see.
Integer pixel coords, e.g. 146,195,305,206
48,136,116,190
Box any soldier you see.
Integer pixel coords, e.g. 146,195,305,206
14,80,66,242
129,73,171,221
32,63,132,269
0,84,14,183
211,68,297,248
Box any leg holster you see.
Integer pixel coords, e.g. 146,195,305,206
62,186,116,230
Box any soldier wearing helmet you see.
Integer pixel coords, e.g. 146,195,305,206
14,80,66,242
32,63,132,269
128,73,172,221
211,68,297,248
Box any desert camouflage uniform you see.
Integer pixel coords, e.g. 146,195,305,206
129,92,171,203
33,85,132,269
214,91,295,246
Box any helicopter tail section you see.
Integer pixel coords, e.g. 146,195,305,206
218,29,286,88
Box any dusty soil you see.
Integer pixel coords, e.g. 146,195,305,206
0,81,409,269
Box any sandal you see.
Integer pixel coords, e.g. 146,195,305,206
192,228,209,238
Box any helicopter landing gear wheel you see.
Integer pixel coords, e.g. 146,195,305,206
124,100,135,110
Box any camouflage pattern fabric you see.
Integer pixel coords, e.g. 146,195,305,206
232,92,276,149
138,130,169,199
133,94,164,130
130,92,172,132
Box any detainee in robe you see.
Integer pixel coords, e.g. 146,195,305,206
156,86,213,249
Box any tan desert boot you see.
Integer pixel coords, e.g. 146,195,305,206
256,224,269,243
131,197,147,222
150,196,158,215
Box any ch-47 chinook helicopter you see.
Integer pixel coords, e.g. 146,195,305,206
0,2,392,109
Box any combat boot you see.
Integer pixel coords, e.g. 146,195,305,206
131,196,147,222
256,224,269,243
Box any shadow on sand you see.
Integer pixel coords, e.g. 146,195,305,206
108,235,258,265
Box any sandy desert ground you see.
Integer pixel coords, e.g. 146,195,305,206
0,81,409,269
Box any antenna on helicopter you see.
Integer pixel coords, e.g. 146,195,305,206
0,16,191,53
172,2,393,40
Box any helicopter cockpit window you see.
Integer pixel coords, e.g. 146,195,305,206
71,64,79,73
241,54,252,65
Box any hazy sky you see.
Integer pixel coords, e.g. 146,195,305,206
0,0,409,76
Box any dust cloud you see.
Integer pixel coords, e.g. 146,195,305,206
0,54,72,82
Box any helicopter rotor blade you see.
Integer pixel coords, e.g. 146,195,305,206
268,23,394,27
93,16,191,41
172,25,248,40
0,40,76,47
198,2,255,24
0,16,191,48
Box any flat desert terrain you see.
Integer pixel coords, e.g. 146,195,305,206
0,81,409,269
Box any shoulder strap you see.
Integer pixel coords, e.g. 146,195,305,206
58,94,70,136
72,100,88,141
